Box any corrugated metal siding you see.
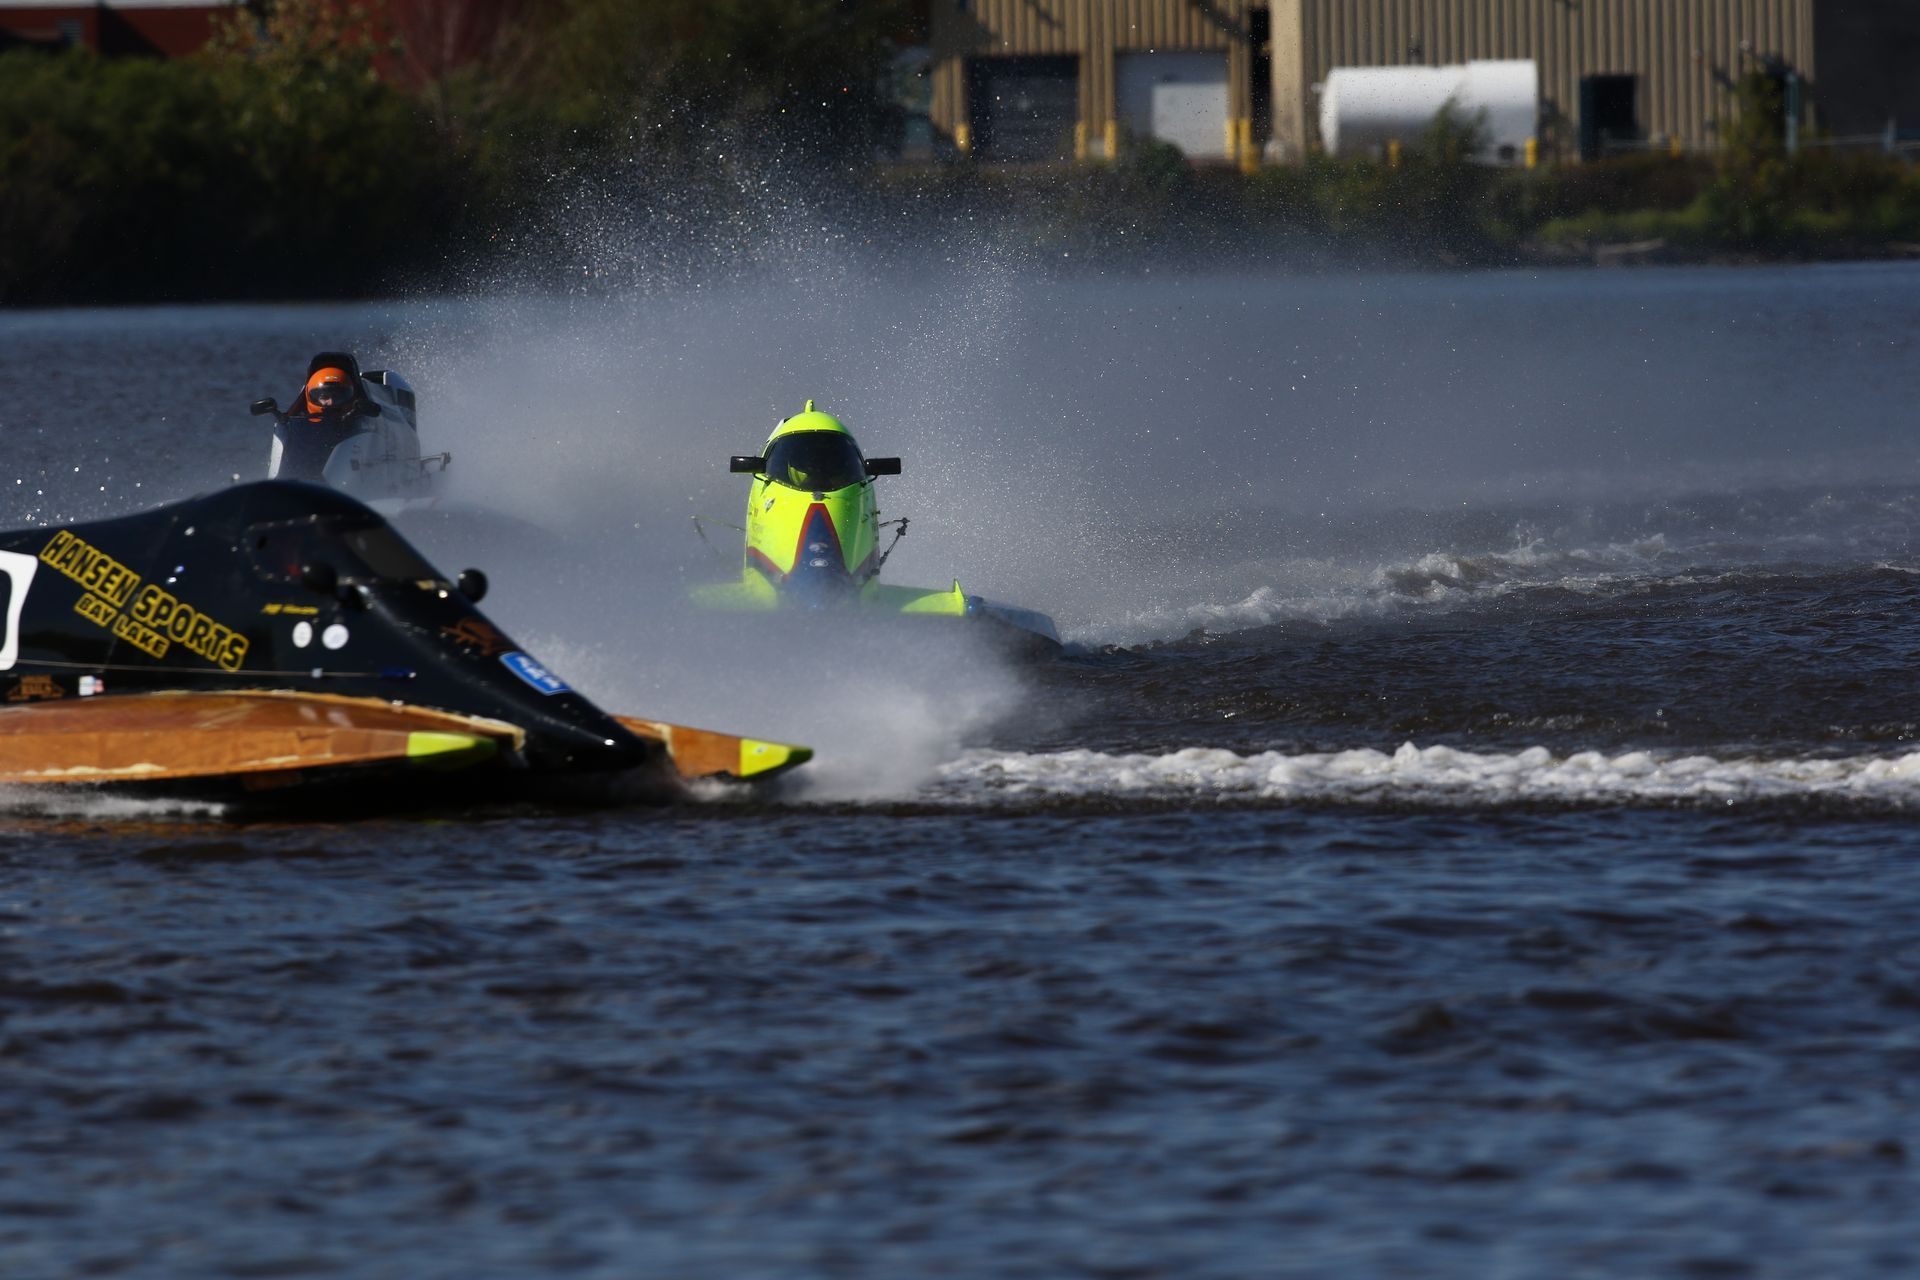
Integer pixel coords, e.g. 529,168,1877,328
931,0,1262,148
1294,0,1813,156
1109,0,1252,50
939,0,1260,52
931,0,1816,159
937,0,1080,54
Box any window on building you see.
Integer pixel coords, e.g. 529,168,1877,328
966,56,1079,162
1580,74,1641,161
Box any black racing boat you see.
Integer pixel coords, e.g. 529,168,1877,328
0,481,808,807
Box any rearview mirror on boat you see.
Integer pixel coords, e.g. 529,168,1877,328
729,456,765,474
458,568,488,603
865,457,902,476
251,399,279,416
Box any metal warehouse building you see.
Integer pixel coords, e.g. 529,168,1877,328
927,1,1920,163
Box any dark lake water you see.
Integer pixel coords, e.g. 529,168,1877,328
4,260,1920,1277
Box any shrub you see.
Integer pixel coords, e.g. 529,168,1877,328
0,45,477,303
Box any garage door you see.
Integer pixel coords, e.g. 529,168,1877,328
1116,51,1229,159
967,56,1078,162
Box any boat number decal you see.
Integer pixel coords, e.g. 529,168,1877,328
322,624,349,651
500,651,569,696
292,621,314,649
37,531,250,673
0,549,38,672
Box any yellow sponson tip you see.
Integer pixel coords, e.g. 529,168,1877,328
738,739,813,779
405,731,498,768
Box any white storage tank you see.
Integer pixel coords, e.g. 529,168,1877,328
1319,60,1538,164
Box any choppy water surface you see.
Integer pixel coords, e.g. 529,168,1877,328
5,262,1920,1277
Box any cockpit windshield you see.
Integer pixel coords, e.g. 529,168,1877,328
763,431,865,493
247,516,444,586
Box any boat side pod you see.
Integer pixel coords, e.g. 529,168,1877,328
615,717,812,783
0,692,518,789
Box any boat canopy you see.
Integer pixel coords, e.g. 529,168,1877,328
764,431,865,493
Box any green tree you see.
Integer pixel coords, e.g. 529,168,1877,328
0,1,477,304
480,0,906,157
1708,69,1792,244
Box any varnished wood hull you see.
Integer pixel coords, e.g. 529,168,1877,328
0,692,810,801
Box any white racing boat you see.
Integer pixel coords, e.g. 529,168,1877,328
256,351,451,513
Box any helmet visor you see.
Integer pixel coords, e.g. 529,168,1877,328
307,380,350,410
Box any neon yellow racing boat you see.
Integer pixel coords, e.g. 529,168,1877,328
690,402,1061,652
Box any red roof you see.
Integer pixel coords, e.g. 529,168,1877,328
0,2,238,57
0,0,524,76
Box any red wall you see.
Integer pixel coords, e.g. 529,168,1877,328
378,0,527,87
0,1,521,80
102,5,229,57
0,6,100,52
0,3,229,56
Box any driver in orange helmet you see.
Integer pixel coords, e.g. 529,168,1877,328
303,366,353,418
270,365,361,482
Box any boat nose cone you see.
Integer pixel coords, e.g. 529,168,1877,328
784,503,858,605
520,717,656,774
467,649,656,775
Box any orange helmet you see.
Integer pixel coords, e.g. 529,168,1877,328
304,367,351,415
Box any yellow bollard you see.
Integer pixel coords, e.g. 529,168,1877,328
1104,120,1118,159
1238,118,1258,174
1387,138,1402,167
955,122,972,154
1074,121,1087,162
1224,118,1237,158
1524,136,1538,169
1669,134,1683,159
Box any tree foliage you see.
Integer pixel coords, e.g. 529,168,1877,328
5,4,1920,304
0,4,473,304
1707,69,1793,243
492,0,909,160
0,0,913,303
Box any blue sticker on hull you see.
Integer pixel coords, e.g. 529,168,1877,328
500,650,569,696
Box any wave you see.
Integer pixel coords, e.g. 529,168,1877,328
930,742,1920,810
1073,541,1699,647
1073,482,1920,647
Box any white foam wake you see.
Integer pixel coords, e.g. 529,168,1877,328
933,742,1920,808
1067,538,1687,648
0,784,228,820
